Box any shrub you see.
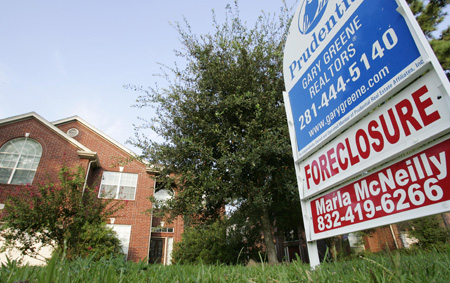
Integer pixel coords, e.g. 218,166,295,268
172,220,235,264
1,165,124,261
409,214,450,251
58,222,123,260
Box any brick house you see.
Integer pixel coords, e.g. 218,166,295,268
274,224,412,263
0,112,183,264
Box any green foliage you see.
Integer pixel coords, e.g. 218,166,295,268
407,0,448,38
225,215,266,264
127,1,300,263
430,26,450,76
1,165,124,261
2,250,450,282
60,222,123,261
172,220,234,264
407,0,450,78
172,219,265,265
408,214,450,250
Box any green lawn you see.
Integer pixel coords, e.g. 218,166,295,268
1,249,450,282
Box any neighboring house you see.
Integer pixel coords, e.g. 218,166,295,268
0,112,183,265
274,215,450,262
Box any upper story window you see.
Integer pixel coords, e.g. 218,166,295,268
0,138,42,185
98,171,138,200
154,182,173,203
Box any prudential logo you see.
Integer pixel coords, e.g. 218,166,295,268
298,0,329,35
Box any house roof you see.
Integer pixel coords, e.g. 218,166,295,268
53,116,159,171
52,115,138,158
0,112,156,171
0,112,94,154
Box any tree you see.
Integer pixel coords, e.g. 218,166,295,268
408,214,450,250
128,2,300,264
1,166,124,261
430,26,450,78
407,0,450,77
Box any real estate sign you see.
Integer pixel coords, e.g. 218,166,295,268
283,0,450,267
284,0,424,160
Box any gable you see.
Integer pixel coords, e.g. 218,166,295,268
53,117,149,170
0,113,98,165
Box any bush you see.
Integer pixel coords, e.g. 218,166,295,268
57,222,124,260
409,214,450,251
172,220,236,264
1,165,124,261
172,218,264,265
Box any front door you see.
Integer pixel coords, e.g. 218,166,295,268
149,238,165,264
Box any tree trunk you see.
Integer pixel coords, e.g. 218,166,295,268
261,208,278,264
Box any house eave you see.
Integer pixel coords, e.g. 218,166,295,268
146,164,162,175
77,151,101,167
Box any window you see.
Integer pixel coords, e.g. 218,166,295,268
151,227,174,233
0,138,42,185
99,171,138,200
107,224,131,259
154,182,173,202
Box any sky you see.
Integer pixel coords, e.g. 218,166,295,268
0,1,448,154
0,0,299,153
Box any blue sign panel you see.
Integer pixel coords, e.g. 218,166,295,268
286,0,421,156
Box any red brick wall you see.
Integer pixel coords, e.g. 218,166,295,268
1,116,185,263
363,225,403,252
173,216,184,243
56,120,157,262
0,118,89,212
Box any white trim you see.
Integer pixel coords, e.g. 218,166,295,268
98,171,138,200
0,112,93,153
1,137,42,184
52,116,140,159
151,236,171,265
66,128,79,137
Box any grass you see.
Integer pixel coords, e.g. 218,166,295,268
1,249,450,282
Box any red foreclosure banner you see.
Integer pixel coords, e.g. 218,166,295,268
310,137,450,239
300,70,450,199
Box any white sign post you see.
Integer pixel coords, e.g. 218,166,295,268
283,0,450,268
